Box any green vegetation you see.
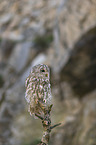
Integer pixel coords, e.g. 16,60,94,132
32,139,41,145
0,37,2,43
23,139,41,145
0,74,4,88
34,34,53,48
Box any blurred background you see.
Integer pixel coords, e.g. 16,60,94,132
0,0,96,145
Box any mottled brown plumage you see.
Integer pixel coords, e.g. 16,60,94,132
25,64,51,116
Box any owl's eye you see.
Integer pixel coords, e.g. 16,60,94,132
40,69,45,72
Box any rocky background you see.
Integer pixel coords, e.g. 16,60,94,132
0,0,96,145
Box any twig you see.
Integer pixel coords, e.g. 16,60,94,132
50,123,61,130
37,104,61,145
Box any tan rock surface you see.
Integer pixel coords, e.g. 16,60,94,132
0,0,96,145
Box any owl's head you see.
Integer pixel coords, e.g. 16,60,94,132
31,64,50,80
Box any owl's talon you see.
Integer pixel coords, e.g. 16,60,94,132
35,113,44,120
48,104,53,113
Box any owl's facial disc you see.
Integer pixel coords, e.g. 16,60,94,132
31,64,50,80
40,68,49,79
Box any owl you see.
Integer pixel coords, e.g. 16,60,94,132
25,64,52,116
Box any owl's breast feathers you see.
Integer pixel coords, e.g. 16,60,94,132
25,75,51,101
32,78,50,96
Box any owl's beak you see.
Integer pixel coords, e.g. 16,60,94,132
45,74,48,77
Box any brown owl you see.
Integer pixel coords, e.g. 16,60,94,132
25,64,52,116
